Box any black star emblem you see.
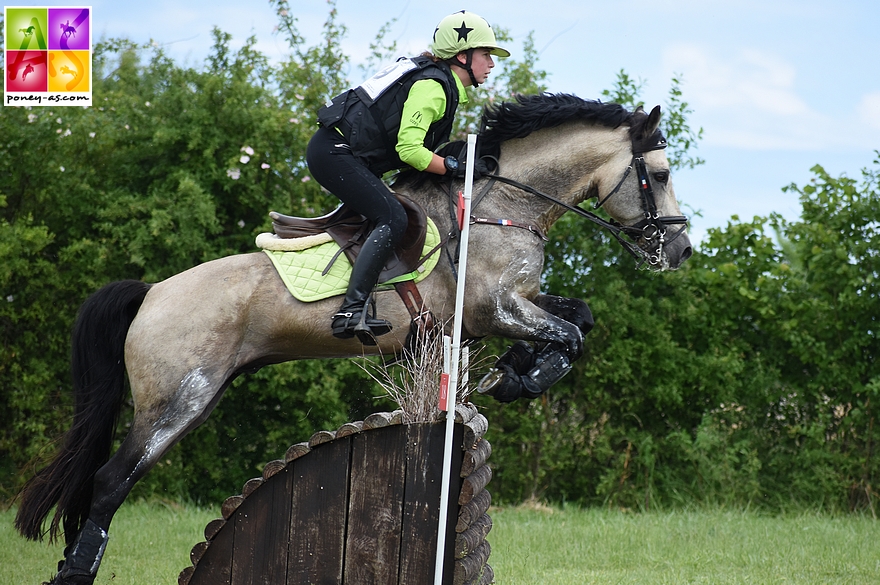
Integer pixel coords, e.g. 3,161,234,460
453,21,473,42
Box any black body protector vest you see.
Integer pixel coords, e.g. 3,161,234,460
317,56,460,176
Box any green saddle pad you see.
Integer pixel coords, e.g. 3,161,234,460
264,218,441,303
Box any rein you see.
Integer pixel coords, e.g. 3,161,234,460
467,139,688,269
480,172,642,256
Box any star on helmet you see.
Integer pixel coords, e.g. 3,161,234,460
453,21,474,42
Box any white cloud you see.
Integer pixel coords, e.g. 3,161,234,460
662,43,811,115
858,92,880,132
660,43,871,151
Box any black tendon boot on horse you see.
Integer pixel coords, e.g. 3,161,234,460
478,297,595,402
331,224,394,345
49,519,109,584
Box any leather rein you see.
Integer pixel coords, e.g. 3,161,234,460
465,135,689,269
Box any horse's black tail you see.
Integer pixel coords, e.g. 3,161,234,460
15,280,151,544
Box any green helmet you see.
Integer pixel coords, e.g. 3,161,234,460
431,11,510,59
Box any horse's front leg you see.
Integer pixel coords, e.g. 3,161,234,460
533,294,594,360
474,289,591,359
476,294,593,402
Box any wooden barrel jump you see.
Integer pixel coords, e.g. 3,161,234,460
178,404,494,585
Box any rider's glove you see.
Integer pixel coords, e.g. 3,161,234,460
444,156,490,179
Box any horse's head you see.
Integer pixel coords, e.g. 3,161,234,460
478,94,692,271
592,105,692,270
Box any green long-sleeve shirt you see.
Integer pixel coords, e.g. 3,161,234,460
395,73,468,171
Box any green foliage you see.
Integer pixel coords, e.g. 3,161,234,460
452,27,550,138
0,5,354,500
602,69,704,171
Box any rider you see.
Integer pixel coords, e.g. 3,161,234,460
306,10,509,344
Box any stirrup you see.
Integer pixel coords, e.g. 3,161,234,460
331,296,392,345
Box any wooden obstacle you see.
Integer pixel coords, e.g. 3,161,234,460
178,403,493,585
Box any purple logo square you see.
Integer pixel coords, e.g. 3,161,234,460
48,8,89,51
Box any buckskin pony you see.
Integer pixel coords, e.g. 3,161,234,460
16,94,691,584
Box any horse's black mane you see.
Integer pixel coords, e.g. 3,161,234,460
394,92,643,188
478,93,633,156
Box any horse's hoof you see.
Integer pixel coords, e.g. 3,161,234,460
477,368,504,395
477,367,524,403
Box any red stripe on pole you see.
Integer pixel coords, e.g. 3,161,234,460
457,191,465,230
438,372,450,411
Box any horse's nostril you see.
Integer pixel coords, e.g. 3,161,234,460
681,246,693,262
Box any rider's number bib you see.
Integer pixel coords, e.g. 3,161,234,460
358,57,418,103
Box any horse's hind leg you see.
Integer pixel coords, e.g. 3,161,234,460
92,373,225,527
53,370,228,585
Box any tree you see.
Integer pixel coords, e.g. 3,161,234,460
0,5,359,501
602,69,704,172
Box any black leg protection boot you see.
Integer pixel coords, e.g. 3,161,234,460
332,224,395,345
53,519,109,584
520,343,573,398
477,341,538,402
477,341,573,402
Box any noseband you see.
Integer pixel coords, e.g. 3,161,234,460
475,131,688,269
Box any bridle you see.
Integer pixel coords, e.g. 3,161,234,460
468,131,689,269
590,132,689,267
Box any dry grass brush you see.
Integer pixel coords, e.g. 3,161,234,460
364,322,490,423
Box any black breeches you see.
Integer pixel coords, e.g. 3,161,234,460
306,127,408,242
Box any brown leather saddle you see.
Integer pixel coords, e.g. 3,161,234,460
269,193,429,283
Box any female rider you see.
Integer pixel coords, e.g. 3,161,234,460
306,10,509,344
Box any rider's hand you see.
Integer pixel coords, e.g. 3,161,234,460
445,156,491,179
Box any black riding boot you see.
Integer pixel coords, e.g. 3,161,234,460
331,224,394,345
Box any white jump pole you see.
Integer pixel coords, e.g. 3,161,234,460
433,133,477,585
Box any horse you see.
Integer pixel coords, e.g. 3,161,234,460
15,93,692,584
59,21,76,39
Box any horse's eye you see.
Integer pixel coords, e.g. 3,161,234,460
653,171,669,184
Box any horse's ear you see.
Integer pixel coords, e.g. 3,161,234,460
645,105,662,137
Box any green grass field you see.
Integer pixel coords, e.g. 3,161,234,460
2,502,879,584
490,504,880,584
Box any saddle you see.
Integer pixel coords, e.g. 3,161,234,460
269,193,437,355
269,193,429,283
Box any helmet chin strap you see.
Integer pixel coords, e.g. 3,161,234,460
448,49,480,87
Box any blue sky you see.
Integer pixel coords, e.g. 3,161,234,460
11,1,878,244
